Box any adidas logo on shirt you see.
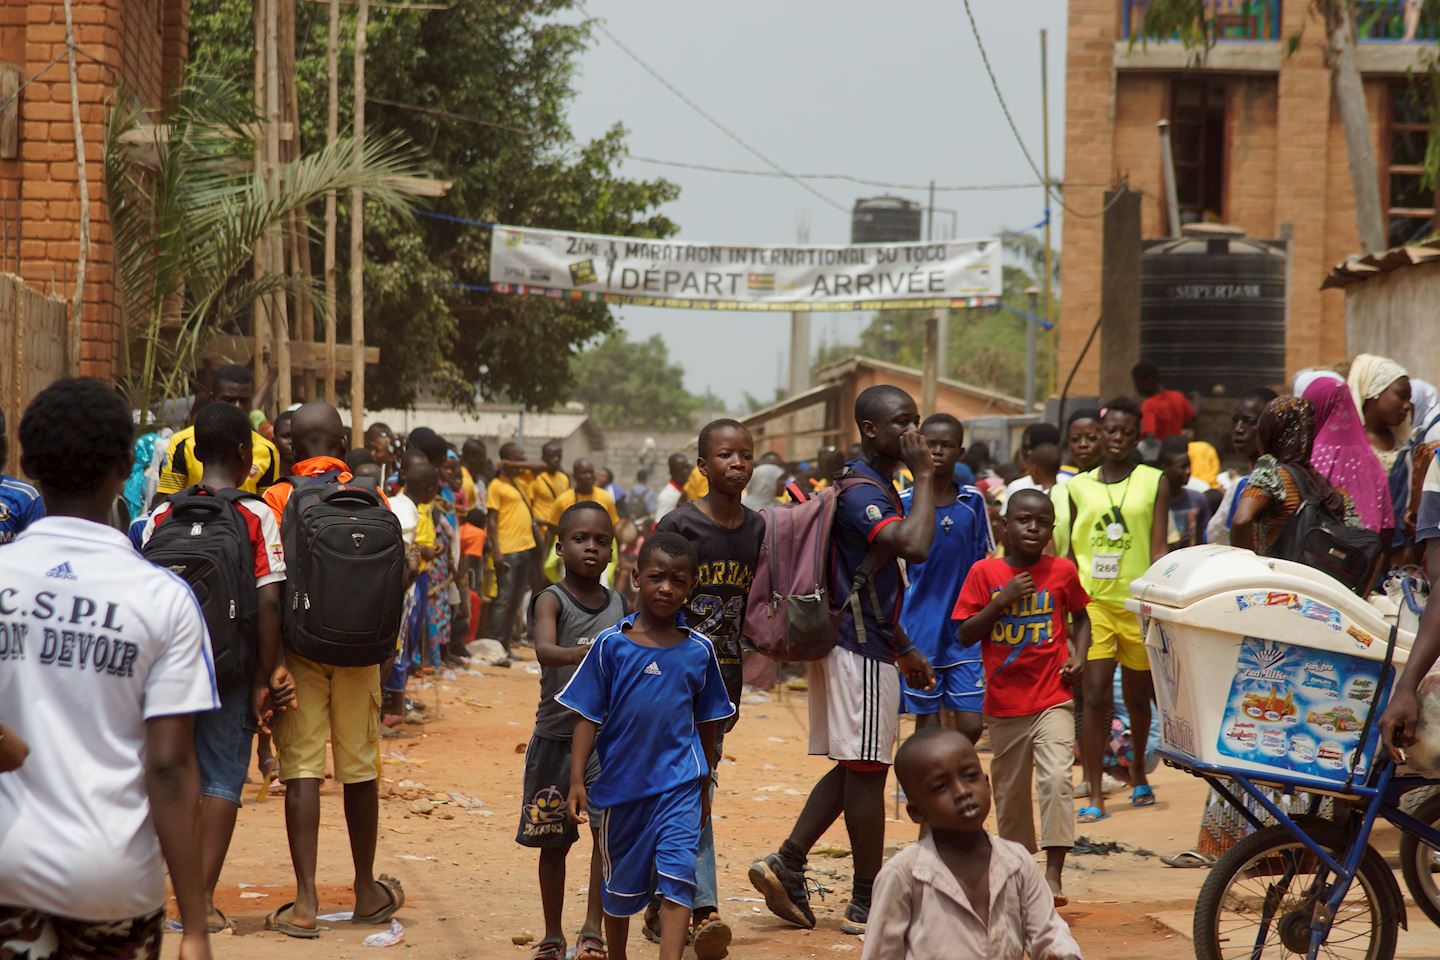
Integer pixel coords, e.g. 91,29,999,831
45,562,77,580
643,660,663,677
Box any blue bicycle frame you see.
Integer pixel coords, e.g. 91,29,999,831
1160,661,1440,959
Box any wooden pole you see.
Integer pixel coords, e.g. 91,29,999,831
1325,0,1386,253
251,0,270,396
281,0,316,402
61,0,88,376
265,0,291,412
349,0,367,446
323,0,339,405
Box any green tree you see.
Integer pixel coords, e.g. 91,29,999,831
104,68,421,424
570,331,700,429
189,0,679,409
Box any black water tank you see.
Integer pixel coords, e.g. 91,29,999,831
851,196,922,244
1139,224,1286,396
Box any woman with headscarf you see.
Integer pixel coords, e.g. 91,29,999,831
1300,376,1393,537
1408,380,1440,535
741,462,786,512
1350,354,1414,546
1232,395,1363,554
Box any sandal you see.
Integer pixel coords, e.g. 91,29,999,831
264,902,321,939
1131,785,1157,807
574,931,607,960
206,908,236,934
354,874,405,924
1077,805,1109,823
1161,849,1215,868
692,913,732,960
530,939,566,960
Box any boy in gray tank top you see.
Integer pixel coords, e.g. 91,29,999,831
517,501,626,960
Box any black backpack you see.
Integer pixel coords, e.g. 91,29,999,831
279,471,405,666
1272,465,1384,596
142,485,259,691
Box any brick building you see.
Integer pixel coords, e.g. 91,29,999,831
0,0,187,379
1060,0,1436,397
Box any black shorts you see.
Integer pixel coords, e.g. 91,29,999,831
516,733,600,849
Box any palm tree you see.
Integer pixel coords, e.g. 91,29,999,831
105,68,425,424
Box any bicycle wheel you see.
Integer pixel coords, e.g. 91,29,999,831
1399,790,1440,928
1194,818,1400,960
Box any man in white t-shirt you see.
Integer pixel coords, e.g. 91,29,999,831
0,378,216,960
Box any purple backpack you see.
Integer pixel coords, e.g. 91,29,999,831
743,475,892,662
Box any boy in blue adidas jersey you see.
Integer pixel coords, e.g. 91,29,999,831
559,532,735,960
898,414,992,744
0,410,44,545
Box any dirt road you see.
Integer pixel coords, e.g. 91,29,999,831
160,652,1391,958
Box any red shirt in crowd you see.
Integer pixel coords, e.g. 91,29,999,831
1141,389,1195,440
951,555,1089,718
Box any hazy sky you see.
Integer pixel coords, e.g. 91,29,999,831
564,1,1069,409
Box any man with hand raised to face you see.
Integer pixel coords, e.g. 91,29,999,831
749,385,938,939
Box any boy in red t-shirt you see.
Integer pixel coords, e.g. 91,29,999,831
953,488,1090,905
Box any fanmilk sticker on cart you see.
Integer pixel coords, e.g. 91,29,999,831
1215,637,1382,783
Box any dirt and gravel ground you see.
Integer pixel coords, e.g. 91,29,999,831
156,650,1440,959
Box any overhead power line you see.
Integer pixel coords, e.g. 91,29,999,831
960,0,1124,221
579,4,848,215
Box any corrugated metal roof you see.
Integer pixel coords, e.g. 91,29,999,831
1322,241,1440,289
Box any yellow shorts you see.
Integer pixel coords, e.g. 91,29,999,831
1086,601,1150,672
274,653,382,784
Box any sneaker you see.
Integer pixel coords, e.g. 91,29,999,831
840,899,868,936
748,853,817,929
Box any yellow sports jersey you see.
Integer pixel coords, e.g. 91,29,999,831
554,486,620,526
529,470,571,527
684,466,708,502
156,425,280,496
488,475,538,554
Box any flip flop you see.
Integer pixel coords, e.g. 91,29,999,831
1052,892,1069,908
1132,785,1157,807
1161,849,1215,868
264,902,321,939
354,875,405,924
206,908,236,934
574,931,607,960
1077,805,1109,823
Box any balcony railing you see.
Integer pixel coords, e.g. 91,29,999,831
1123,0,1281,42
1355,0,1440,42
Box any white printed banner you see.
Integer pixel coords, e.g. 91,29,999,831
488,224,1003,312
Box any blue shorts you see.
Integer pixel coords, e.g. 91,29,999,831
195,685,255,805
900,659,983,715
596,781,703,917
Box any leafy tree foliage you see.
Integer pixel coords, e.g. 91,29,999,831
190,0,679,409
569,331,700,429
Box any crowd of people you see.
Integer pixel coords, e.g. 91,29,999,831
2,349,1439,960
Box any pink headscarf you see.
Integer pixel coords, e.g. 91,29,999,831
1302,377,1393,532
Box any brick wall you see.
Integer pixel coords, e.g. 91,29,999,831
5,0,187,380
1057,0,1118,398
1060,0,1388,396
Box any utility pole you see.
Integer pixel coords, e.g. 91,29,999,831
1025,287,1039,412
349,0,368,446
921,313,939,416
930,178,947,381
787,219,811,397
1040,28,1055,398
